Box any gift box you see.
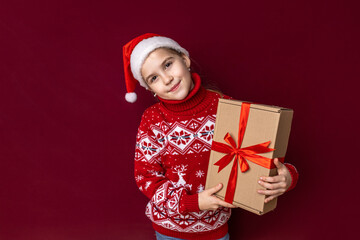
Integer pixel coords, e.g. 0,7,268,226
205,99,293,215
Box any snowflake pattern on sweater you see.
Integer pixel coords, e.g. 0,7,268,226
134,89,232,234
136,115,215,159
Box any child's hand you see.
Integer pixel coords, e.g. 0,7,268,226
257,158,292,203
199,183,237,211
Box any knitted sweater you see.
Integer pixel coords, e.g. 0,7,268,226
134,73,299,240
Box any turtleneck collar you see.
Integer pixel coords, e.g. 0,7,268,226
157,73,207,114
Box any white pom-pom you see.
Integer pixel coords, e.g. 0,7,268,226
125,92,137,103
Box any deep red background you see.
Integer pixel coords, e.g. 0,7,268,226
1,0,359,239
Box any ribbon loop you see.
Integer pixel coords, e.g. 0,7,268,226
224,133,237,149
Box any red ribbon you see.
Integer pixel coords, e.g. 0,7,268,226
211,102,278,204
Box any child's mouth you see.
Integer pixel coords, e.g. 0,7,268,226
169,81,181,92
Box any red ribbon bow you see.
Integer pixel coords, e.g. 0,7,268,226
211,102,276,204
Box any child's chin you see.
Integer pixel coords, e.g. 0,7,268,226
172,92,188,101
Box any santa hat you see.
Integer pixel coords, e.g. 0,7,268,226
123,33,189,103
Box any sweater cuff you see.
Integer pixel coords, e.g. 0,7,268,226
284,163,299,192
179,193,200,214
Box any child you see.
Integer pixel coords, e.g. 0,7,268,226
123,33,299,240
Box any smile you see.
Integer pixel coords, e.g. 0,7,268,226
169,81,181,92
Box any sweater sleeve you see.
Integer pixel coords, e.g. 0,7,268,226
134,112,199,215
284,163,299,192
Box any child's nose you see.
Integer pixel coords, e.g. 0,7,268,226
162,74,173,85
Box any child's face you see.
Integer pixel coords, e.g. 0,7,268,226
141,48,193,101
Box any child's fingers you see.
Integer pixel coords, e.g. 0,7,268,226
215,198,237,208
274,158,285,169
201,184,237,210
206,183,223,195
260,175,286,183
264,193,282,203
258,180,287,190
257,188,285,196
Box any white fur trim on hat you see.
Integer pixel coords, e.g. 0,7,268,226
125,92,137,103
130,36,189,88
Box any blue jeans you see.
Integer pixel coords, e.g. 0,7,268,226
155,231,230,240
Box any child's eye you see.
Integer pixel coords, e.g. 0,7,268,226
149,76,157,83
165,62,172,68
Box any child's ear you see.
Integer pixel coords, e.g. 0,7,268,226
181,53,191,69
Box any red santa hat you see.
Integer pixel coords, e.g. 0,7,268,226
123,33,189,103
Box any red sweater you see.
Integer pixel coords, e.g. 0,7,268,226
134,73,299,240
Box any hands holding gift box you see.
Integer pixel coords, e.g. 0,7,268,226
257,158,292,204
205,99,298,215
199,183,237,211
199,158,292,210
